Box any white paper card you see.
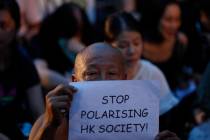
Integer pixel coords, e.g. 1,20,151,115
69,80,159,140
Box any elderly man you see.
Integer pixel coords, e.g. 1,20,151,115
29,43,180,140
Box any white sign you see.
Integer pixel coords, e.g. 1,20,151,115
69,80,159,140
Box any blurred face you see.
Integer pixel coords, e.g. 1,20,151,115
112,31,143,66
200,11,210,31
0,10,16,50
159,4,181,40
74,50,126,81
123,0,136,13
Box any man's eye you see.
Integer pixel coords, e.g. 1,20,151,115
86,72,97,76
85,71,98,81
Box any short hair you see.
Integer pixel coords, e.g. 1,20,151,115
74,42,126,74
104,11,141,43
0,0,20,30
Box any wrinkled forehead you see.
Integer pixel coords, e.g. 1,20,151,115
82,48,125,67
74,44,126,73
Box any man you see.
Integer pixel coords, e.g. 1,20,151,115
29,42,180,140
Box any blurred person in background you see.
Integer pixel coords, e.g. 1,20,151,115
139,0,199,138
33,3,95,90
196,0,210,118
188,61,210,140
121,0,140,21
16,0,72,41
194,0,210,71
16,0,45,40
140,0,192,93
0,0,44,139
104,11,179,116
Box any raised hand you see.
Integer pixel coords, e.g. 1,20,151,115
44,84,77,126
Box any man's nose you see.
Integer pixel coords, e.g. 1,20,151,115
98,72,108,80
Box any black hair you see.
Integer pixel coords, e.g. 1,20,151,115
39,2,94,45
104,11,141,43
140,0,180,43
40,3,82,41
37,2,95,74
0,0,20,30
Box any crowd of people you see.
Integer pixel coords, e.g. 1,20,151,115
0,0,210,140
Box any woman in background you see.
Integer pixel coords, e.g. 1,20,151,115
33,3,95,90
140,0,190,92
104,11,179,116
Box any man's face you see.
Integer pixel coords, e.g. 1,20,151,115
74,50,126,81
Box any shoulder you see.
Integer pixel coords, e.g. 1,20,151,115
189,121,210,140
140,60,170,89
140,60,164,76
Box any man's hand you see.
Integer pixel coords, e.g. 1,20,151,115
44,84,77,127
155,130,181,140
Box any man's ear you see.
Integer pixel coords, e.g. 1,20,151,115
72,74,78,82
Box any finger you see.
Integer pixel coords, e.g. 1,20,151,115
60,85,77,101
46,96,71,109
47,84,66,98
46,84,76,99
49,95,71,102
63,85,77,97
52,84,77,96
60,108,67,113
52,102,71,111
